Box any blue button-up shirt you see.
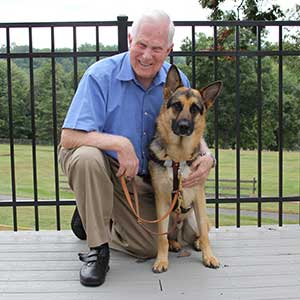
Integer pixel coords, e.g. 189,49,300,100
62,52,190,175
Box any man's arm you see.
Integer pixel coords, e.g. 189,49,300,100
60,128,139,178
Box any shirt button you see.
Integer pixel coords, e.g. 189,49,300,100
143,132,147,136
144,112,148,116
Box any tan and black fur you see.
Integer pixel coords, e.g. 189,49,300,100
149,65,222,273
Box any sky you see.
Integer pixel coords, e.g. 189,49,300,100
0,0,298,49
0,0,298,23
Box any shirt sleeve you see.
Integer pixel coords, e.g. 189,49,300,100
62,71,107,132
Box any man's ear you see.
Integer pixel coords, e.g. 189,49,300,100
166,43,174,56
128,33,133,47
200,81,223,110
164,65,183,99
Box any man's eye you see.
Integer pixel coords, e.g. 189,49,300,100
153,47,163,53
138,43,146,49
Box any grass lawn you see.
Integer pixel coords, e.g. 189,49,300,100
0,144,74,200
208,149,300,197
0,144,299,229
0,206,74,230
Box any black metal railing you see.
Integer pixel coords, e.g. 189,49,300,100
0,17,299,230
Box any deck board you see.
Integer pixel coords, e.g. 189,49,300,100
0,225,299,299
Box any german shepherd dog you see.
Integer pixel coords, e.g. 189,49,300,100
149,65,222,273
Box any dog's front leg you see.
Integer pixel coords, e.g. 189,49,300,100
152,198,170,273
193,186,220,268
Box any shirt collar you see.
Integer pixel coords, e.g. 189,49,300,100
116,52,136,81
153,66,166,87
116,52,166,88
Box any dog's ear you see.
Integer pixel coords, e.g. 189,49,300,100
164,65,183,99
200,81,222,109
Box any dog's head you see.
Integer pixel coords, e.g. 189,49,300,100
163,65,222,137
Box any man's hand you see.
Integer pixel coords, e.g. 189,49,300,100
60,129,139,179
116,137,139,179
182,154,214,188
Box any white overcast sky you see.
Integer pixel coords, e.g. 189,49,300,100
0,0,298,49
0,0,298,22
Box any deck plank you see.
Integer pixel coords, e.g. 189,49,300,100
0,225,299,299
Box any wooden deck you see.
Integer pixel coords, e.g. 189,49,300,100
0,225,300,300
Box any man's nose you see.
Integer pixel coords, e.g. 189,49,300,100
142,47,152,59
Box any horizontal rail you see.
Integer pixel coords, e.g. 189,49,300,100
0,196,299,207
1,20,299,27
1,50,300,59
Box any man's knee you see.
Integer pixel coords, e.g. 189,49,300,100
70,146,108,174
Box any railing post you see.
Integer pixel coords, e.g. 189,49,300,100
117,15,128,53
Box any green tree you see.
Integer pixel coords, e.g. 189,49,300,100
34,60,73,143
178,27,300,150
0,60,31,140
200,0,284,21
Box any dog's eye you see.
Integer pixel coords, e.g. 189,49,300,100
172,102,182,112
190,103,202,115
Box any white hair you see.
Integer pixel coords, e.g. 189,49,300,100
130,10,175,47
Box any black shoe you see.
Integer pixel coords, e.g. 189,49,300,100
79,244,110,287
71,207,87,240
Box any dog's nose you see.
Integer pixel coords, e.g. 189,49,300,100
175,119,193,136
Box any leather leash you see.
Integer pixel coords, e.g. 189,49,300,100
120,171,183,236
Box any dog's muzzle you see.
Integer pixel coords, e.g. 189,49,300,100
172,119,194,136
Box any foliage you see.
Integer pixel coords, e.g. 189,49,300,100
0,60,31,139
178,28,300,150
34,61,73,142
0,27,299,150
0,43,116,144
200,0,285,21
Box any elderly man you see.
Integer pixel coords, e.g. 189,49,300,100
59,10,215,287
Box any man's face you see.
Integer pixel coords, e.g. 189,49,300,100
129,21,173,89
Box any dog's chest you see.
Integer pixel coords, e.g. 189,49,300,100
165,160,191,180
164,161,198,205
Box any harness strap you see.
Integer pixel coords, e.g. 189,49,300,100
148,149,198,167
148,150,194,215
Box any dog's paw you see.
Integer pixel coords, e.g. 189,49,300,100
152,259,169,273
169,240,181,252
194,239,201,251
203,255,220,269
193,239,201,251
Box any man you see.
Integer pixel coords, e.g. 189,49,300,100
59,10,215,287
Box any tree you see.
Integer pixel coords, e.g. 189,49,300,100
200,0,284,21
173,1,300,150
178,27,300,150
34,60,73,143
0,60,31,140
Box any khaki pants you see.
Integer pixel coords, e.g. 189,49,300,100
58,146,197,258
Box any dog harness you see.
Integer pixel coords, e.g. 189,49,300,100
148,149,198,214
